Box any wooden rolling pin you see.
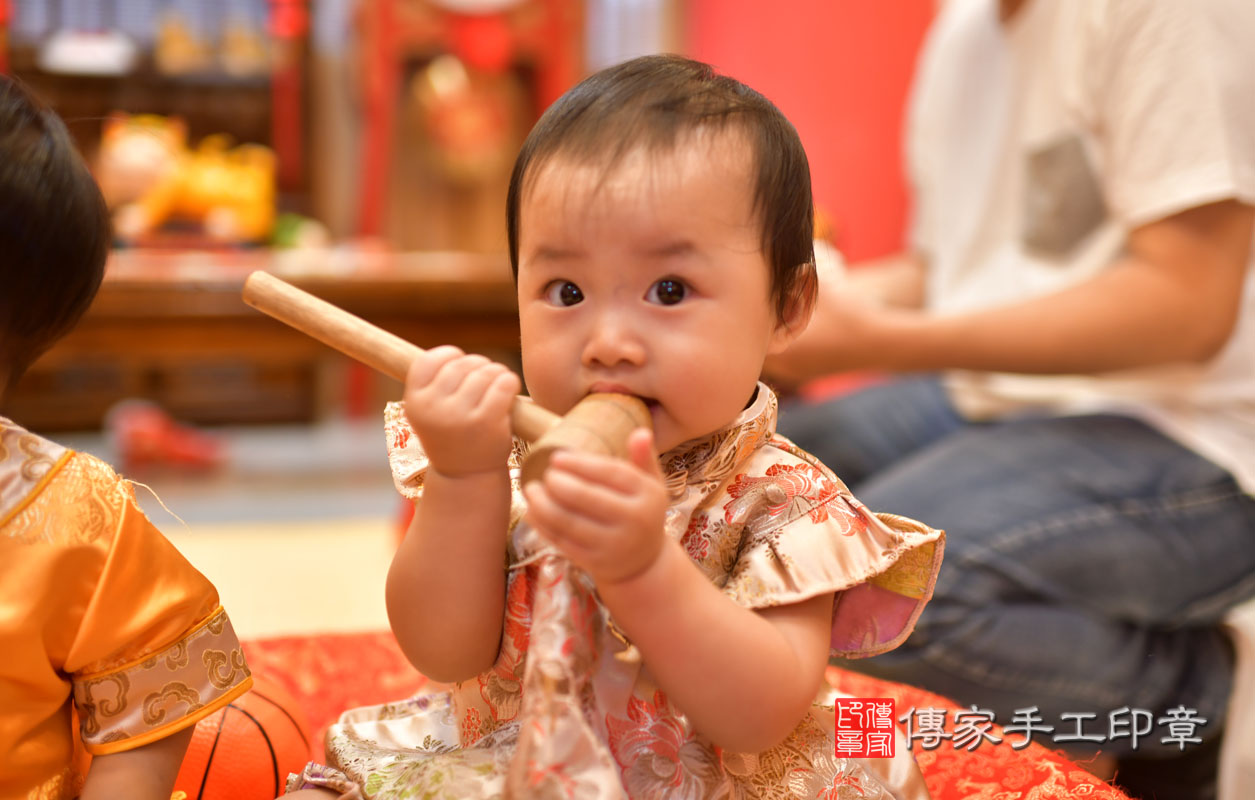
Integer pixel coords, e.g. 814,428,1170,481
241,271,650,483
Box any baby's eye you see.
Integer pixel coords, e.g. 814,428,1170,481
646,278,686,306
543,280,584,307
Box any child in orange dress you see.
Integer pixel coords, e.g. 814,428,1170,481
0,76,253,799
287,55,943,799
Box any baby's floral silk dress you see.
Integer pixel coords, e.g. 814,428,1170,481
290,384,943,800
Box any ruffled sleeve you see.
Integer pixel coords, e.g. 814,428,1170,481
714,437,944,659
384,401,431,501
36,454,253,755
384,401,530,560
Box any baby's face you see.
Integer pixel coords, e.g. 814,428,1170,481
516,132,793,453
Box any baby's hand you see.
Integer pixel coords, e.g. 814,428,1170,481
523,428,667,585
403,346,520,477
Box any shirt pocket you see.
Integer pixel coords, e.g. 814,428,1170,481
1021,134,1108,259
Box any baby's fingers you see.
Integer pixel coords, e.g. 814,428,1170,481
523,481,608,550
626,428,661,479
538,466,637,525
406,345,465,390
477,366,522,415
547,439,660,495
428,353,495,399
448,361,518,414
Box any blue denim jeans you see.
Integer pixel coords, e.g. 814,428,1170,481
778,377,1255,759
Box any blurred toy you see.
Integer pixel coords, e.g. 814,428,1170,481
95,113,184,208
96,113,277,244
104,399,224,473
154,11,213,75
219,15,270,78
170,676,311,800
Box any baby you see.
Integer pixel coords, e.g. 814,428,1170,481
287,54,942,799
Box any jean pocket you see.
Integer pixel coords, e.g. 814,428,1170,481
1022,135,1107,259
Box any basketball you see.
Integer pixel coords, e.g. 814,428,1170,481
171,675,312,800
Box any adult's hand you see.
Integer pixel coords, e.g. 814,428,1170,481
764,273,879,386
764,251,927,386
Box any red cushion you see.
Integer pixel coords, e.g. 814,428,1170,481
826,667,1132,799
242,633,1131,797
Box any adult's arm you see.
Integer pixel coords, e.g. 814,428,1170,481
768,199,1252,381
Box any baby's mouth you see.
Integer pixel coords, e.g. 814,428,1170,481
636,397,663,426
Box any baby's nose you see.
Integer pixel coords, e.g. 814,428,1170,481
581,313,646,367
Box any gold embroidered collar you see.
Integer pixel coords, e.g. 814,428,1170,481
658,382,777,493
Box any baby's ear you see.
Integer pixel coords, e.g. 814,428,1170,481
768,263,818,353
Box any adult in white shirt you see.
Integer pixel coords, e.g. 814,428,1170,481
771,1,1255,798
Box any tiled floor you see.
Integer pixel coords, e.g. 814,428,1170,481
61,416,403,639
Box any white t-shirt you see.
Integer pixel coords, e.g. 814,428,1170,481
907,0,1255,493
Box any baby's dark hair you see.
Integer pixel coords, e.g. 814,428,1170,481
507,54,816,323
0,76,110,392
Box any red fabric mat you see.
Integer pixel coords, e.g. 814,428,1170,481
826,668,1131,799
242,633,1131,798
243,632,430,761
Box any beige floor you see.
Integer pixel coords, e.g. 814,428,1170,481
63,417,403,640
162,516,397,640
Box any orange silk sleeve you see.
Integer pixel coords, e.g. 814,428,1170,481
49,454,252,755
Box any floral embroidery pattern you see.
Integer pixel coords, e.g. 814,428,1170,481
476,566,533,731
462,707,485,746
680,516,712,562
725,463,845,529
659,390,776,491
606,691,725,800
392,425,411,451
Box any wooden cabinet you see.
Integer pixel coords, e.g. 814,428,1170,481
2,249,521,431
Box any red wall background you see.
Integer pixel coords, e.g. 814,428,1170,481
683,1,934,262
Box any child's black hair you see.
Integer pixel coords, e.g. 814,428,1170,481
506,54,816,323
0,76,110,393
